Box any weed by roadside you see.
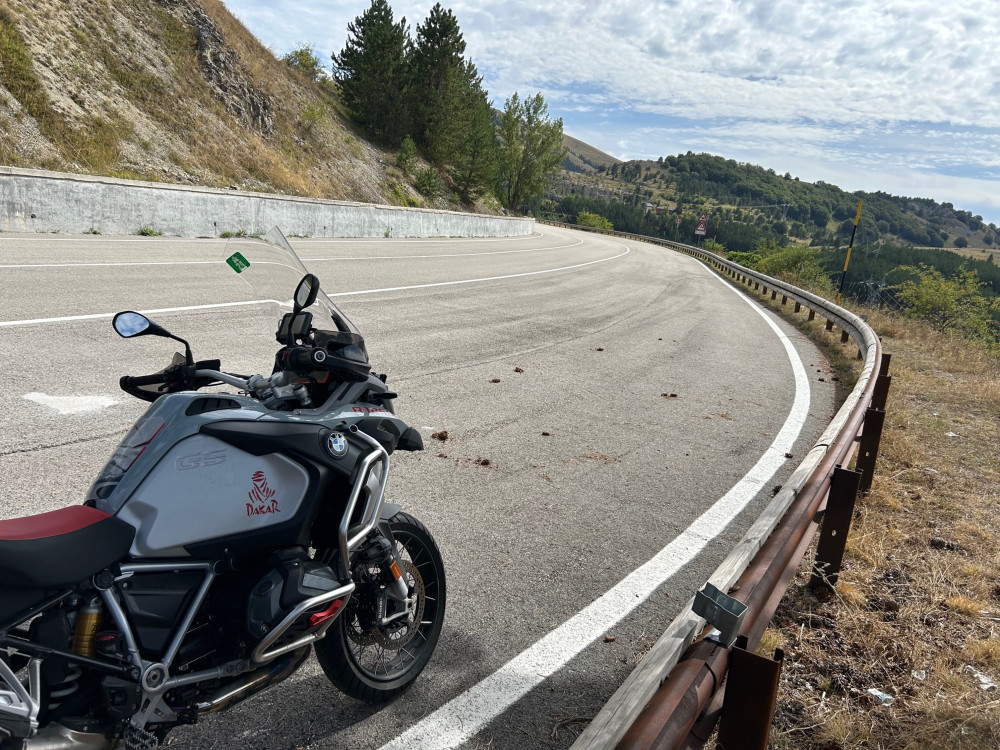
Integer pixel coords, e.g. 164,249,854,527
137,226,163,236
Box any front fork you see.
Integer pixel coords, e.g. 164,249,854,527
370,521,415,625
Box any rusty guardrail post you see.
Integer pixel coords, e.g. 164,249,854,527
715,637,784,750
809,467,863,590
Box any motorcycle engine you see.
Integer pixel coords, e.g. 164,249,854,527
246,549,342,642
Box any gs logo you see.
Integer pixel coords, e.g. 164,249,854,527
175,449,227,471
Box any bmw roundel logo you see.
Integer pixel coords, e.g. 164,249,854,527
327,432,348,459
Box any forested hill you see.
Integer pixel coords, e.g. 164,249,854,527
547,151,997,255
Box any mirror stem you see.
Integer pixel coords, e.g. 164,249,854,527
169,334,194,366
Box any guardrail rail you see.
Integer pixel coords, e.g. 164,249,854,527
539,220,889,749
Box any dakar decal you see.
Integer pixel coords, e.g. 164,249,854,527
246,470,281,516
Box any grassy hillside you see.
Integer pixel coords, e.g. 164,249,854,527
549,151,997,254
561,133,620,173
0,0,488,211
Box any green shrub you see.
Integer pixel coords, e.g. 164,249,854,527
396,136,416,176
726,251,763,269
137,226,163,236
576,211,613,230
756,245,834,295
894,265,999,341
416,168,439,197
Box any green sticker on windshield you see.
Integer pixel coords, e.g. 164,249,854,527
226,252,250,273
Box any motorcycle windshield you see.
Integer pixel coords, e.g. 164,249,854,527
223,227,363,336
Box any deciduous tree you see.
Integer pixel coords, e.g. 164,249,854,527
496,92,565,213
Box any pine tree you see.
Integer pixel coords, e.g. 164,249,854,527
431,60,497,202
408,3,466,154
332,0,410,145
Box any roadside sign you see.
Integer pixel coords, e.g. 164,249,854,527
695,221,707,236
675,217,682,227
226,252,250,273
698,212,707,223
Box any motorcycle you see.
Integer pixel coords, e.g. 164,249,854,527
0,228,446,749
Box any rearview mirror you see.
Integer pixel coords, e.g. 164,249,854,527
113,311,152,338
112,311,195,366
294,274,320,313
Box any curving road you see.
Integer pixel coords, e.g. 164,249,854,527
0,224,837,749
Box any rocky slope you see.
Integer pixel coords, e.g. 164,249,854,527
0,0,475,210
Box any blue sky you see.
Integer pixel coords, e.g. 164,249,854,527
224,0,1000,226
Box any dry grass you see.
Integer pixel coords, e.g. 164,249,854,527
707,278,1000,749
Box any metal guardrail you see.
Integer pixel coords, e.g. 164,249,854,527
539,220,886,749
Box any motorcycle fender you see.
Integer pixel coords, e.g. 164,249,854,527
379,503,402,520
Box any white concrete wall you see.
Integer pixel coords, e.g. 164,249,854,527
0,167,533,238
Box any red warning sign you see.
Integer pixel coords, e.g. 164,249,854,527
695,221,707,236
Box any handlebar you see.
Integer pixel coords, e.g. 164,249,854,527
284,346,333,371
194,370,250,389
121,373,167,388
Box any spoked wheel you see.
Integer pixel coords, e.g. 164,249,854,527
315,512,446,701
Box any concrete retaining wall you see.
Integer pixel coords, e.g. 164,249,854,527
0,167,533,238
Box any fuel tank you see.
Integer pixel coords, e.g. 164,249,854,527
87,394,308,557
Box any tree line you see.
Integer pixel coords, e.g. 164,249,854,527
588,153,997,250
285,0,564,211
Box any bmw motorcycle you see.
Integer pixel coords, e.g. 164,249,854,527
0,228,445,749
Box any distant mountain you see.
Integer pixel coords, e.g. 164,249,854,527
551,145,997,258
561,134,621,173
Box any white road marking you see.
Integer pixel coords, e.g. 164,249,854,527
23,392,120,415
325,245,630,298
0,239,581,269
0,260,223,269
0,246,628,327
378,270,811,750
0,232,542,244
0,300,282,328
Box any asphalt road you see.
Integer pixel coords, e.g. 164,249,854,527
0,225,837,749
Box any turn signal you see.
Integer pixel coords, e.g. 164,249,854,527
309,599,344,628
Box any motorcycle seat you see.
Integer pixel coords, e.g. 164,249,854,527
0,506,135,589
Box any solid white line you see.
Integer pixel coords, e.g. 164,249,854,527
0,244,628,326
292,232,544,243
0,236,226,243
0,239,582,269
0,260,223,269
0,300,279,328
325,246,630,298
378,272,811,750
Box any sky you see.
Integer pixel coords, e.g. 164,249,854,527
223,0,1000,226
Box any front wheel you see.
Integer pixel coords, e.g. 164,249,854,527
315,511,446,701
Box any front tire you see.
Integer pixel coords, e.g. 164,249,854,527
315,512,446,702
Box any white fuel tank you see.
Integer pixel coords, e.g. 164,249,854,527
117,434,309,557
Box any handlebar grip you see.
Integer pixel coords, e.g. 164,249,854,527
121,373,167,388
285,347,326,370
